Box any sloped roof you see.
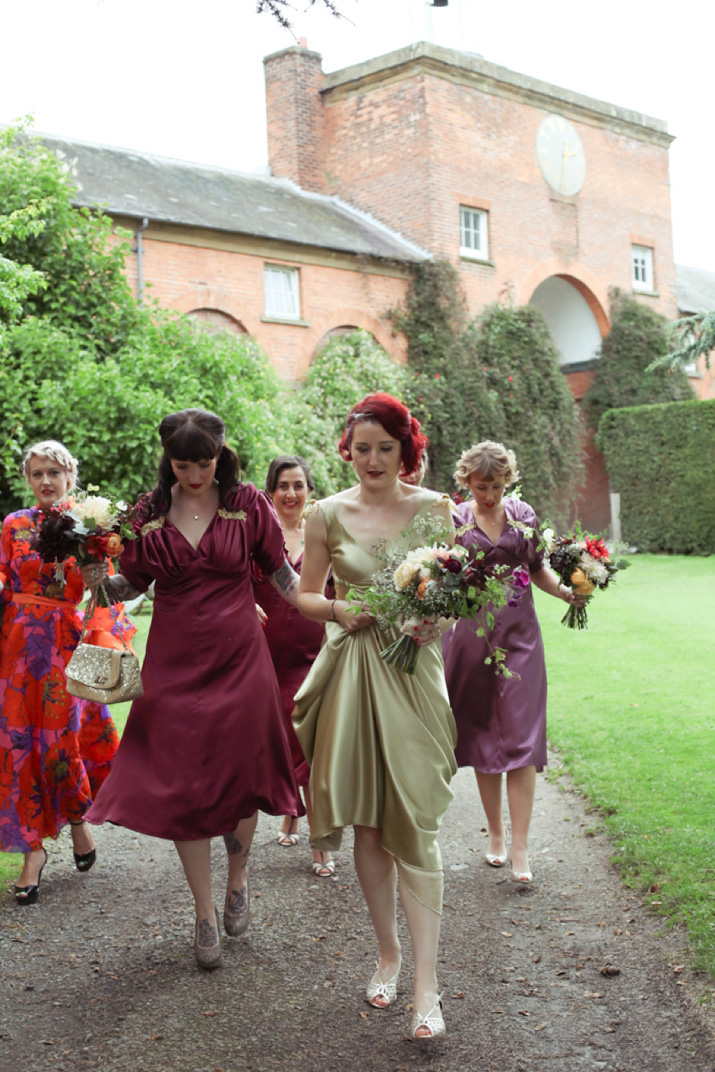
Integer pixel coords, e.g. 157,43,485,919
676,264,715,315
38,133,428,262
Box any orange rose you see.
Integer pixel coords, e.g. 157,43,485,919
105,533,123,556
416,579,431,600
570,567,595,596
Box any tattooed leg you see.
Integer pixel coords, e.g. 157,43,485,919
223,813,257,937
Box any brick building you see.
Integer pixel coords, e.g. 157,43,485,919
41,40,710,527
264,41,690,526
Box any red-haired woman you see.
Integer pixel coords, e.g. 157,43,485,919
294,394,456,1040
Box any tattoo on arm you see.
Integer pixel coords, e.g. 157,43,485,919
108,575,142,602
270,562,299,597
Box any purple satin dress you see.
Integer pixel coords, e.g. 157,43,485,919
442,497,548,773
87,484,303,840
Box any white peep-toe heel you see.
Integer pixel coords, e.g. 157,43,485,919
411,991,446,1039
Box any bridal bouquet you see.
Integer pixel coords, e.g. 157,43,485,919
543,524,629,629
355,542,513,675
32,486,135,601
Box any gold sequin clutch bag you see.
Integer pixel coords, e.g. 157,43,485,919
66,643,144,704
65,581,144,705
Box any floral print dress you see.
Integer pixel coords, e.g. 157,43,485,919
0,508,132,853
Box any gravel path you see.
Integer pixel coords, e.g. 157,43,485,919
2,757,714,1072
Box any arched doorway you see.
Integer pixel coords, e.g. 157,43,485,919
528,276,602,366
527,275,610,531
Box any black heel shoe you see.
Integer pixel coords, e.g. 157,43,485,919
14,848,48,906
70,820,96,873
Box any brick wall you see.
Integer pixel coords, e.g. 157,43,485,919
119,223,409,382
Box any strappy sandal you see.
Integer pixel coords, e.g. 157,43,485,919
277,832,300,847
311,854,335,878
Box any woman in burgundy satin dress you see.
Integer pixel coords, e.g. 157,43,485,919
86,410,303,969
443,441,582,885
251,455,335,877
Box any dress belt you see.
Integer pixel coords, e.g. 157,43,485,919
11,593,76,610
9,593,132,652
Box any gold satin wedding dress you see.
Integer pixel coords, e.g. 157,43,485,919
293,489,457,913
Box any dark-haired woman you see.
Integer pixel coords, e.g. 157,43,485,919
86,410,303,969
294,394,456,1040
251,455,335,876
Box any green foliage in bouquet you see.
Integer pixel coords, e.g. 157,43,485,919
349,512,512,675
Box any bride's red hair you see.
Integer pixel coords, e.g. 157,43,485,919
339,393,429,478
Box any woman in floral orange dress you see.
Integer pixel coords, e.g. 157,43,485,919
0,440,133,905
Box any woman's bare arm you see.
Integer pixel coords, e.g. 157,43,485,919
297,506,372,632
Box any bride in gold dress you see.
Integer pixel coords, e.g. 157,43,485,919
294,393,456,1040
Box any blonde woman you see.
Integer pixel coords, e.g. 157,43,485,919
443,441,582,885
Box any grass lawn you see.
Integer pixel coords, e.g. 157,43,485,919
535,552,715,978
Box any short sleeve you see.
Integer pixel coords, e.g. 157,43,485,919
118,530,156,593
517,501,546,574
232,485,287,578
0,517,12,595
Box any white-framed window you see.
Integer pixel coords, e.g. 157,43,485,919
460,206,489,260
632,245,654,292
264,264,301,320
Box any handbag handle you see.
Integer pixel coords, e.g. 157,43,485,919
80,581,132,651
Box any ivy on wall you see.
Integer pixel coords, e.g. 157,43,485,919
391,261,583,525
596,399,715,554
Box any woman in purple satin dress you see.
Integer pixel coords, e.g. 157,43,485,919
251,455,335,877
443,441,582,885
86,410,304,969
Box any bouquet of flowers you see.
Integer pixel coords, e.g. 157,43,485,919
32,486,135,603
543,524,629,629
354,541,515,675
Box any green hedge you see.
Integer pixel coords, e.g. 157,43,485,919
596,399,715,554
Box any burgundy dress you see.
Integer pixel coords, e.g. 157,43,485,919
443,497,548,774
252,546,325,788
87,484,303,840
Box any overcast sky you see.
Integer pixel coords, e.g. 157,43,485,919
3,0,713,271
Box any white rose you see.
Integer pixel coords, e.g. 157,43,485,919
71,495,117,529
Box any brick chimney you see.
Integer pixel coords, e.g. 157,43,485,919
264,44,326,193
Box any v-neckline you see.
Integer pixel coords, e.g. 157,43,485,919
470,502,508,547
165,511,217,553
333,497,430,558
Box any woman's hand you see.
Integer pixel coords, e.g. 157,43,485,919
558,583,587,607
333,599,373,633
81,561,109,589
255,603,267,627
401,616,441,647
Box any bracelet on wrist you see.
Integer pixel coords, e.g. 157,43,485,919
330,598,337,621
